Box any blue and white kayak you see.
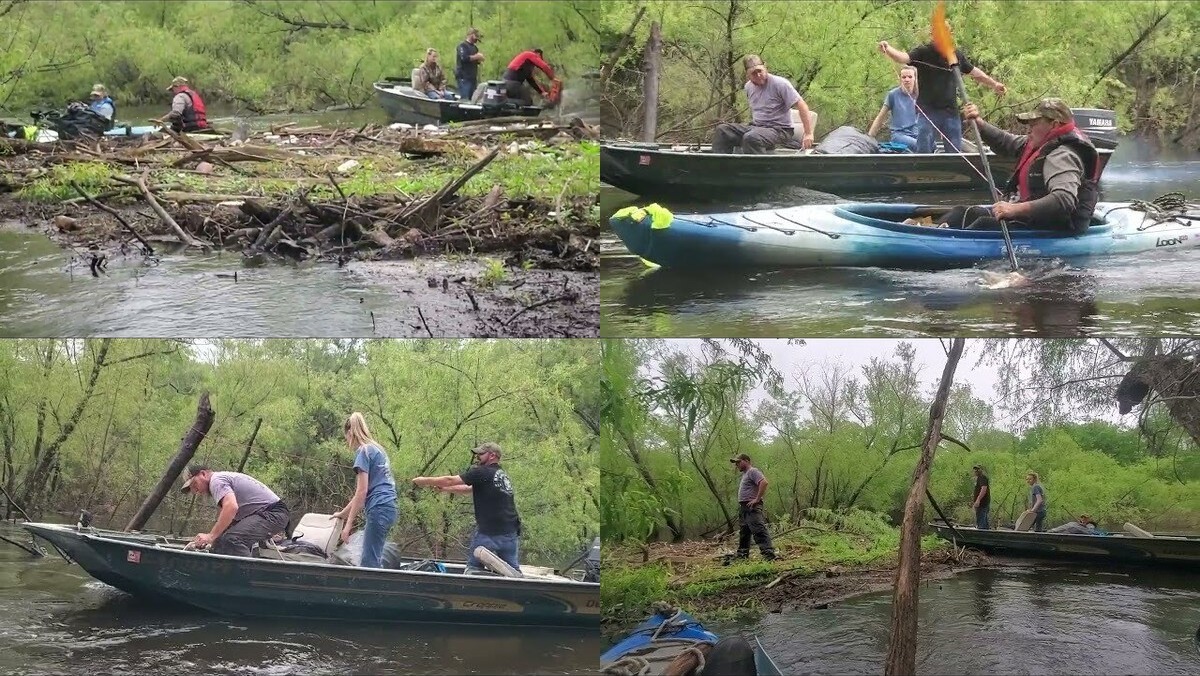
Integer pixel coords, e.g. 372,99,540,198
104,124,163,137
609,202,1199,270
601,608,781,676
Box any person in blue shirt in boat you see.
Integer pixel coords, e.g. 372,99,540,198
712,54,814,155
87,84,115,130
454,27,485,101
415,48,453,100
180,465,291,557
937,99,1101,234
1023,471,1048,532
412,442,523,574
331,412,398,568
866,66,919,151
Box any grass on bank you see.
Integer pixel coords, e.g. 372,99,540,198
601,508,949,629
13,140,599,204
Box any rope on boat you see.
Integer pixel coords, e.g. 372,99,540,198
770,212,841,239
1101,192,1196,231
602,656,652,676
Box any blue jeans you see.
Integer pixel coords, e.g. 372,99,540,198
425,90,453,100
890,130,918,151
360,499,397,568
1032,511,1046,533
467,531,520,571
457,78,476,101
917,107,963,153
975,505,990,530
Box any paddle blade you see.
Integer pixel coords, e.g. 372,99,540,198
932,1,958,66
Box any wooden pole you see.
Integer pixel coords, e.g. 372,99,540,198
236,417,264,473
124,392,215,532
642,21,662,143
884,338,966,676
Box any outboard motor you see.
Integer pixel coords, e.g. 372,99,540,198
584,536,600,583
1071,107,1118,151
480,80,512,110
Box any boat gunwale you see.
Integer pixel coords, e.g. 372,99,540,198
928,522,1200,543
600,141,1117,161
24,522,598,590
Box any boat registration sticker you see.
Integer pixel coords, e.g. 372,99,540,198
639,154,651,166
127,550,141,564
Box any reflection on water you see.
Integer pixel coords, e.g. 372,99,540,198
732,566,1200,676
0,526,595,675
601,138,1200,337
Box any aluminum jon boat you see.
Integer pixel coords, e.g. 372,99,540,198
602,607,781,676
609,201,1199,271
929,521,1200,568
24,522,598,627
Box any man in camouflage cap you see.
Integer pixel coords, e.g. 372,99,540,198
940,98,1100,234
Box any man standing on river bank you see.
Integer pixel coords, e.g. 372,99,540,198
731,453,776,561
972,464,990,529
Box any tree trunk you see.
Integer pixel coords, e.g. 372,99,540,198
884,338,965,676
600,5,647,88
723,0,739,121
642,21,661,142
125,392,215,532
236,417,264,472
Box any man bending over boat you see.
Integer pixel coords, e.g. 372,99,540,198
180,465,291,557
711,55,814,155
412,442,523,574
938,99,1100,234
502,48,555,107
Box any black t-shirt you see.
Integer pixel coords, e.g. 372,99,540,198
460,463,521,536
906,44,975,112
973,474,991,508
456,41,480,80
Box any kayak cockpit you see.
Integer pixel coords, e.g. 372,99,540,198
834,203,1111,237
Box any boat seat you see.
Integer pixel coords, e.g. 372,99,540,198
257,513,344,562
1123,522,1155,538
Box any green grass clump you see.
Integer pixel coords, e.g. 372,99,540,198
18,161,117,202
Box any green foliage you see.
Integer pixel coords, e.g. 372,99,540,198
1,1,600,113
480,258,508,287
599,0,1198,145
17,162,118,202
0,339,599,565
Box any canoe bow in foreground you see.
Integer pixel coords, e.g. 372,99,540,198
24,522,598,627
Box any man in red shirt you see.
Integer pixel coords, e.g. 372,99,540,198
502,48,555,106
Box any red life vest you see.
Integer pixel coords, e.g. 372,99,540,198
178,86,209,130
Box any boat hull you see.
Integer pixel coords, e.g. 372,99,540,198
929,523,1200,567
600,143,1115,199
373,81,542,126
609,201,1199,270
25,522,598,627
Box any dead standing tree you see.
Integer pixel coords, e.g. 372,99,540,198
884,337,966,676
125,392,215,532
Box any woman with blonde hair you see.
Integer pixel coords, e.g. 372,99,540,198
415,47,452,100
867,65,919,151
332,412,398,567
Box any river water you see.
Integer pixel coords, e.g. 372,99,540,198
723,565,1200,675
0,523,596,675
600,140,1200,337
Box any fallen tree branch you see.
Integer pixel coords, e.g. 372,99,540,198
69,180,155,255
135,169,203,247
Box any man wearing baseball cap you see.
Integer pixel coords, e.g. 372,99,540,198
164,76,209,133
179,464,290,556
730,453,776,561
412,442,523,573
455,27,485,100
939,97,1100,234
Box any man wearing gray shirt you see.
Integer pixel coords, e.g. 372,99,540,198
180,465,290,557
711,55,814,155
730,453,776,560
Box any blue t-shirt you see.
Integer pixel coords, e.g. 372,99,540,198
884,87,918,136
354,443,397,511
1030,484,1047,514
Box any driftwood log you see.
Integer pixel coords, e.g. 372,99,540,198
124,392,215,532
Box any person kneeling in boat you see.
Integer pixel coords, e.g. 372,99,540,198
866,66,918,152
180,465,291,557
939,99,1100,234
411,442,522,574
502,48,555,106
165,76,210,133
415,48,454,100
712,55,814,155
1048,513,1109,535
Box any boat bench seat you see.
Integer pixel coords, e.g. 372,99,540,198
257,513,344,562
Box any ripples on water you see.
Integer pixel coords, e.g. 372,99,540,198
0,545,595,675
735,566,1200,675
601,143,1200,337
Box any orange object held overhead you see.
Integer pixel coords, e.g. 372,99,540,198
932,0,957,66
